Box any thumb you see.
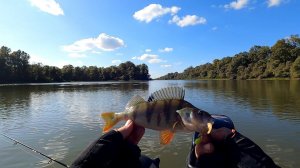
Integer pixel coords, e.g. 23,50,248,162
195,142,214,158
116,120,134,139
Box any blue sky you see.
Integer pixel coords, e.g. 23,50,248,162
0,0,299,78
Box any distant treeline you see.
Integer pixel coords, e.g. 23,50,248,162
0,46,150,83
158,35,300,80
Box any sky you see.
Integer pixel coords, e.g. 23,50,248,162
0,0,299,78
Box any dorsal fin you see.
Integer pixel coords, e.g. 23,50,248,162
126,95,146,109
148,87,185,102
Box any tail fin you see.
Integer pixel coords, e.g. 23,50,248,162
101,112,120,132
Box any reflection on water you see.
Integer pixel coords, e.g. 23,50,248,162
184,80,300,121
0,80,299,168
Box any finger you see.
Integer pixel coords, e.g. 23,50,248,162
200,134,211,144
127,124,145,145
210,127,233,141
195,142,214,158
133,124,145,140
116,120,134,139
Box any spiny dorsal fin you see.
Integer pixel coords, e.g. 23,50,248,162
126,95,146,109
148,87,185,102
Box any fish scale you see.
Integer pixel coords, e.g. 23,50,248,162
101,87,213,145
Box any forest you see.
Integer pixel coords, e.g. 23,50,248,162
0,46,150,83
158,35,300,80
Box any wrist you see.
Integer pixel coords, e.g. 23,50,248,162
100,130,124,142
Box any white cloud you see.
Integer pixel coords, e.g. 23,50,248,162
68,53,86,58
133,4,180,23
29,53,84,68
224,0,249,10
91,50,101,54
145,49,152,52
161,64,172,68
267,0,282,7
148,58,164,63
132,53,164,64
132,53,158,60
29,0,64,16
159,47,173,52
169,15,207,27
63,33,125,53
212,26,218,31
112,60,121,64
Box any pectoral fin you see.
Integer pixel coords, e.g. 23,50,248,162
160,130,174,145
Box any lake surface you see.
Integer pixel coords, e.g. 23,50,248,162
0,80,299,168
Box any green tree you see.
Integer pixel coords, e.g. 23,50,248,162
136,64,149,80
0,46,11,83
5,50,30,82
287,35,300,48
87,66,99,81
61,65,74,81
271,39,294,62
108,66,121,80
73,66,84,81
248,46,271,63
158,35,300,80
0,46,150,83
101,68,111,80
29,63,45,82
118,61,137,80
291,56,300,78
49,66,62,81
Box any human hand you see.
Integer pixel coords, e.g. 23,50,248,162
195,127,235,158
116,120,145,145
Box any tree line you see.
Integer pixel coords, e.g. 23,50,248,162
158,35,300,80
0,46,150,83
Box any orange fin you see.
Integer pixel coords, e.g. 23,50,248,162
101,112,119,133
160,130,174,145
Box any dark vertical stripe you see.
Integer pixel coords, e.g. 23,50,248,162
177,100,184,109
157,110,161,126
132,106,137,121
164,100,171,124
146,102,156,123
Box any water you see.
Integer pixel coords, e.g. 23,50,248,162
0,80,299,168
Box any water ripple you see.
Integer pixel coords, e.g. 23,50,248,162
0,81,299,168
